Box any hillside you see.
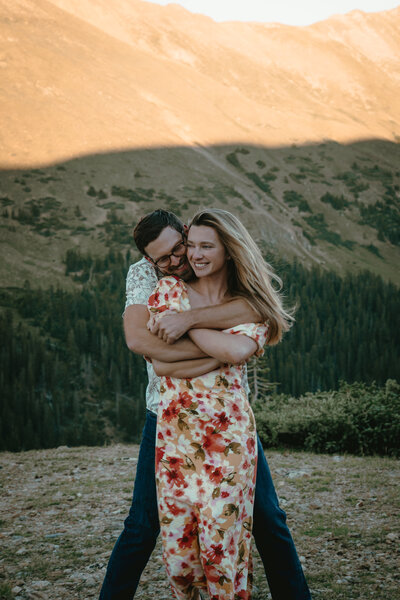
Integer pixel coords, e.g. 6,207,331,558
1,140,399,288
1,0,400,163
0,0,400,286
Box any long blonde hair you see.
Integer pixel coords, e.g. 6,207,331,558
188,209,294,345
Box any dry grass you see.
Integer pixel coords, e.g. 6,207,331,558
0,445,399,599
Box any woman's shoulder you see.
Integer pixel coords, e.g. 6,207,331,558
158,275,186,291
148,276,186,308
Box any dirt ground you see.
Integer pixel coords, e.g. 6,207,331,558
0,445,399,600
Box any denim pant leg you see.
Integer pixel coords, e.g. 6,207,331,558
253,435,311,600
99,411,160,600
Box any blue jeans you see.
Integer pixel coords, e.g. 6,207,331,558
99,411,311,599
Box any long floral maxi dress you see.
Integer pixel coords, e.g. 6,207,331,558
148,276,269,600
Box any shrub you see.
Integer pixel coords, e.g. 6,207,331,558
358,192,400,246
301,229,316,245
362,243,381,257
359,164,393,185
111,186,154,202
283,190,311,212
320,192,349,210
87,186,97,197
87,186,107,200
334,172,370,197
289,172,307,183
304,213,354,248
253,380,400,456
263,170,278,183
226,152,242,169
245,172,271,194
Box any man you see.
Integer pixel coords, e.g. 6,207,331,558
99,210,311,600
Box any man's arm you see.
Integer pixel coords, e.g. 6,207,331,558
148,298,261,344
124,304,207,362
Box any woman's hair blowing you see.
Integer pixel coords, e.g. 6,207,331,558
188,209,294,345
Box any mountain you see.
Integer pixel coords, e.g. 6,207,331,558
0,0,399,286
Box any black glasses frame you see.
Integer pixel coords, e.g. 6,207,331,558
152,239,187,268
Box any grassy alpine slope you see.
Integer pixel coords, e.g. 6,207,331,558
1,140,400,290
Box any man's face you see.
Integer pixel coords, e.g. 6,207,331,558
144,226,194,281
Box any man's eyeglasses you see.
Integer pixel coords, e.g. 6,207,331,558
151,240,187,269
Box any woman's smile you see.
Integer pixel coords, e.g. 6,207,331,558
187,225,228,278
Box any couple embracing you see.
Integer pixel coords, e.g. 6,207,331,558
100,209,311,600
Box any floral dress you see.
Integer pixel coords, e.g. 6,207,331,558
148,276,269,600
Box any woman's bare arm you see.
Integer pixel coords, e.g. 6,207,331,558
148,298,260,344
152,357,222,378
188,329,257,364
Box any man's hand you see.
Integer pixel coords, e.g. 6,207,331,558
145,297,261,345
147,310,193,344
124,304,206,361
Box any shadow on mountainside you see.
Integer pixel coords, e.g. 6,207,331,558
0,138,400,289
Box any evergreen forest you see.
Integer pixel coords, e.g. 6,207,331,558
1,248,399,452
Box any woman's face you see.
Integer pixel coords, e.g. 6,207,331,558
186,225,229,278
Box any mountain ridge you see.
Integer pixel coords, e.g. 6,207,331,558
0,0,399,287
1,0,400,167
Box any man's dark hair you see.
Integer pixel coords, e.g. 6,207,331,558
133,209,184,255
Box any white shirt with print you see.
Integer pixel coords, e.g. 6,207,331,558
124,257,160,414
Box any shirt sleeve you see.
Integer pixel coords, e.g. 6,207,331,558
147,276,184,315
124,259,158,312
223,322,270,357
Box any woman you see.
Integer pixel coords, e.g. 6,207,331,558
147,209,292,600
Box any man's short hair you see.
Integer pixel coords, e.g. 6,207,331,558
133,209,184,255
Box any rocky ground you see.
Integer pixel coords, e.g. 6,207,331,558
0,445,399,600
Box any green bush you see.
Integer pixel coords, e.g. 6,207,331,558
320,192,349,210
245,172,272,194
289,172,307,183
226,152,242,169
283,190,311,212
262,170,278,183
358,188,400,245
362,243,381,257
359,164,393,185
253,380,400,456
304,213,354,248
87,185,98,197
111,186,154,203
334,171,370,197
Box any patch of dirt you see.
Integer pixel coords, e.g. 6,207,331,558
0,446,399,599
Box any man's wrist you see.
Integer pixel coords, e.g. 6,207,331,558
185,310,197,330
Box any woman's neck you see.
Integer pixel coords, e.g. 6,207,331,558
188,271,229,306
